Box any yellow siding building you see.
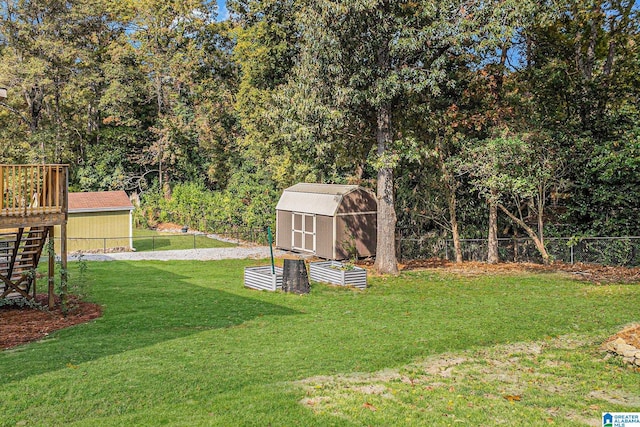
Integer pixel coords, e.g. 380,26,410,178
54,191,134,253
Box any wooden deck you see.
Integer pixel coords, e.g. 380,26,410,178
0,164,68,228
0,165,68,306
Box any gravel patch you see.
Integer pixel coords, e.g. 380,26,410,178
70,246,286,262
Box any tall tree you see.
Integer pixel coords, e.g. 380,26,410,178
229,0,307,188
125,0,219,196
521,0,640,236
288,0,482,274
0,0,119,163
458,133,565,264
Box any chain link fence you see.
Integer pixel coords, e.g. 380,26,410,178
396,236,640,267
203,224,269,245
51,226,267,254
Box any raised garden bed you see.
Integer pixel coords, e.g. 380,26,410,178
309,261,367,289
244,266,283,291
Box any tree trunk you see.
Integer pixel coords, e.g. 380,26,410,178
448,189,463,263
537,193,545,248
282,259,310,294
373,103,398,275
498,203,550,265
26,84,43,133
487,195,499,264
162,169,172,200
373,24,398,275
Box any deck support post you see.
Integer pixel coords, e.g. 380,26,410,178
60,222,68,307
48,226,55,309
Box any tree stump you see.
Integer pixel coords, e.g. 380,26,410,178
282,259,310,294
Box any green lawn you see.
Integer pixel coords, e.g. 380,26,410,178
1,261,639,426
132,228,236,251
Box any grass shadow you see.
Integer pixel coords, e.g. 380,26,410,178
0,261,298,384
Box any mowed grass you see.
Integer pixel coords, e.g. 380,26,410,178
132,228,236,251
0,261,639,426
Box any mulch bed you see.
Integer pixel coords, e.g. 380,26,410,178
0,294,101,350
400,259,640,284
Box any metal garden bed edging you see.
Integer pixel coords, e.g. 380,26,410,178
244,266,283,291
309,261,367,289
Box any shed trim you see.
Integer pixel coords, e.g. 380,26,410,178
335,211,377,217
275,210,280,248
332,215,337,260
69,206,134,214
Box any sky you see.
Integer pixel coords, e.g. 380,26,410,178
217,0,229,21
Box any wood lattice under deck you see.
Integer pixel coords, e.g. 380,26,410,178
0,164,68,308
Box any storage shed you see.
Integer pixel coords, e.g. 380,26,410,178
275,183,377,260
54,191,134,253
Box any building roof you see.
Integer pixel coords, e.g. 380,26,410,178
284,183,360,196
68,191,134,213
276,183,368,216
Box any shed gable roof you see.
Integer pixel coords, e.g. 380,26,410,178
276,183,368,216
285,183,359,195
68,191,134,213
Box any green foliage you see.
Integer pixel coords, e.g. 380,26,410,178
0,296,47,311
459,134,538,203
1,0,639,249
138,166,279,231
564,129,640,235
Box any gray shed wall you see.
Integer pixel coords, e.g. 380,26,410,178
276,210,292,250
337,213,377,258
315,215,333,259
337,190,377,214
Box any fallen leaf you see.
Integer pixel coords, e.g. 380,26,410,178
503,395,522,402
363,402,377,411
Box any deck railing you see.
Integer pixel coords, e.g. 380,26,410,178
0,164,68,218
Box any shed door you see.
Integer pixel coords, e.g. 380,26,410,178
292,212,315,253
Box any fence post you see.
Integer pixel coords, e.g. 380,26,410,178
152,236,155,251
193,234,196,249
570,245,574,264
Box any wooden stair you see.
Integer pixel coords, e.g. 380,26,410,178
0,226,49,299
